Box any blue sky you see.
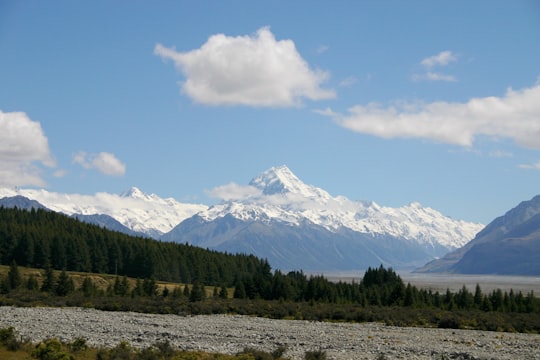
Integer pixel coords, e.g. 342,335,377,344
1,0,539,224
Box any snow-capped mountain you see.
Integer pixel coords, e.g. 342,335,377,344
0,166,484,270
0,187,207,238
163,166,484,270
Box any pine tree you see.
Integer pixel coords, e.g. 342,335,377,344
55,270,74,296
183,285,190,298
26,275,39,291
233,280,246,299
41,265,56,292
80,277,96,297
7,261,22,290
189,280,206,302
473,284,483,308
219,285,228,299
143,278,157,297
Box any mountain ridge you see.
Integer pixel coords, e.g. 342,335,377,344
0,165,484,271
416,195,540,275
162,165,483,270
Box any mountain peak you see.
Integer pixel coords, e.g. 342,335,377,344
120,187,148,199
249,165,311,196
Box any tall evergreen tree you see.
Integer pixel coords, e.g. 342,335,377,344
55,270,74,296
7,261,22,290
40,265,56,292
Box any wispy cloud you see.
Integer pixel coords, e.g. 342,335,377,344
421,51,457,67
488,150,513,158
317,45,329,54
155,27,335,107
0,110,55,187
73,151,126,176
339,76,358,87
519,161,540,171
317,82,540,150
412,72,457,82
413,50,458,82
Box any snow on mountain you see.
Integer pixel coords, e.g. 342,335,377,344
0,187,207,237
198,165,483,250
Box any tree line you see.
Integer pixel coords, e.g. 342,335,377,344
0,206,538,315
0,206,271,287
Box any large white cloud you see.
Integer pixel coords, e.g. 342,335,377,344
154,27,335,107
73,151,126,176
206,182,262,201
0,110,55,187
318,82,540,149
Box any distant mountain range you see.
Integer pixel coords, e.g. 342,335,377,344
162,166,482,270
417,195,540,275
0,186,206,238
0,166,483,271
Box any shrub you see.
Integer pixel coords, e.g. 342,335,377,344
31,338,74,360
0,326,23,351
239,347,273,360
107,341,134,360
304,349,327,360
153,340,175,358
68,337,88,352
239,346,287,360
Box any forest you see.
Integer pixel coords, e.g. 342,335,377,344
1,206,539,333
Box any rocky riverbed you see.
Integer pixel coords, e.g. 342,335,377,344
0,306,538,359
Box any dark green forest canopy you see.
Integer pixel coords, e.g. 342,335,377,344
0,206,270,286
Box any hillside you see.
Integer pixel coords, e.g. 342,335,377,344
0,206,270,286
417,195,540,275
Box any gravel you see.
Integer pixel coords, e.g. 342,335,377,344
1,306,539,359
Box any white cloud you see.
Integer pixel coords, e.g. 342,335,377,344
53,169,68,178
488,150,513,158
421,51,457,67
519,161,540,171
0,110,55,187
412,72,457,82
206,182,262,201
154,27,335,107
319,82,540,149
73,151,126,176
413,50,458,82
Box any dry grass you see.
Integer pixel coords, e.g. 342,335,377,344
0,264,231,298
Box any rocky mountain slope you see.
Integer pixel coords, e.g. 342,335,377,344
417,195,540,275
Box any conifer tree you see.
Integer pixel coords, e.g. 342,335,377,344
41,264,56,292
55,270,74,296
26,275,39,291
80,277,96,297
7,261,22,290
233,280,246,299
219,285,228,299
183,284,190,298
189,280,206,302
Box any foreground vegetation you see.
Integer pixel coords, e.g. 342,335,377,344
1,262,539,333
1,325,327,360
